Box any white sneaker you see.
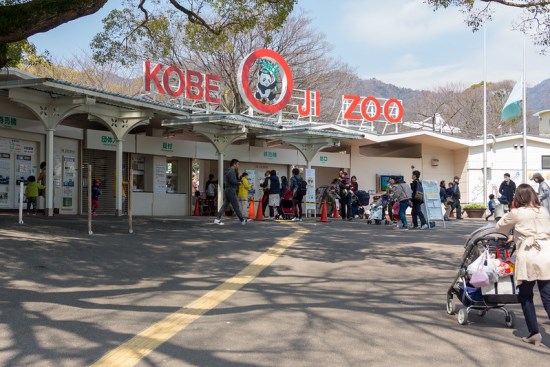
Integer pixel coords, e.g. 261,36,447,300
214,219,224,225
291,217,300,222
241,219,249,225
421,224,429,230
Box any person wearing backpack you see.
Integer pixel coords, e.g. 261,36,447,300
410,170,428,229
290,167,305,222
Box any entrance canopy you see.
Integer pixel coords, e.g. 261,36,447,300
162,114,365,167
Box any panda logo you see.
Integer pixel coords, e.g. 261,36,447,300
254,59,279,104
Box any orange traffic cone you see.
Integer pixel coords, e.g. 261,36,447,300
320,200,328,222
333,203,339,218
193,198,201,216
255,198,264,221
248,198,255,219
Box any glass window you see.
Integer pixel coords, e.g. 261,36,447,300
166,159,178,193
542,156,550,169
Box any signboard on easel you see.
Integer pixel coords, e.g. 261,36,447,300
420,180,445,228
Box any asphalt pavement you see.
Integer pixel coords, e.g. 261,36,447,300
1,213,549,367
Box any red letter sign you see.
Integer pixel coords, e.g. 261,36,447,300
144,60,165,94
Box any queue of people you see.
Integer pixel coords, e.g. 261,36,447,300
208,162,308,223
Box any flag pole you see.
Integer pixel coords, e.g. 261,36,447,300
483,26,488,205
522,34,527,183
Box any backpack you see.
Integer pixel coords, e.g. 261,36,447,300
206,182,216,197
414,181,424,202
294,177,307,197
297,178,308,196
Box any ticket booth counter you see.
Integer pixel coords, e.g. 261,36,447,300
130,153,190,216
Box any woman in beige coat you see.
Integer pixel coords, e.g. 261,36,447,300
496,184,550,347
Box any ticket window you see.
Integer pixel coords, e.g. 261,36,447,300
166,159,178,194
131,155,145,192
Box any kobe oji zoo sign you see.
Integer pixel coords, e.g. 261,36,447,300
237,49,403,123
143,60,221,103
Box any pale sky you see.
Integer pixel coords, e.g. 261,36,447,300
29,0,549,91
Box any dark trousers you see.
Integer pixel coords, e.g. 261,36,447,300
262,193,269,215
339,193,352,219
518,280,550,335
216,189,244,221
411,201,427,227
26,197,37,212
292,196,303,219
453,199,462,219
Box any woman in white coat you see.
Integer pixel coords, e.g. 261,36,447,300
496,184,550,346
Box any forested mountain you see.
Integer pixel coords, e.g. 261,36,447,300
528,78,550,114
351,76,550,137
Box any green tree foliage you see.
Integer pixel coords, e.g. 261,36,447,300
4,40,51,68
0,0,295,69
91,0,297,66
425,0,550,51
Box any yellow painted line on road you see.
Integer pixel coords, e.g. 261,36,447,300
91,226,309,367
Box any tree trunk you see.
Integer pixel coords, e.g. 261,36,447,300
0,0,108,44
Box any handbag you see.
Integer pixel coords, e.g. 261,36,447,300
445,196,454,204
414,191,424,201
467,248,497,287
470,268,490,288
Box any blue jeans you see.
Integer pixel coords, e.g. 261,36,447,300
399,199,409,227
518,280,550,334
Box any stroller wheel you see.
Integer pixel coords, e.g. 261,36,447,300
446,297,457,315
504,311,515,328
457,308,468,325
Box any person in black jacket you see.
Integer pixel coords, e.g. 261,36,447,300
499,173,516,210
214,159,249,225
451,176,462,219
410,170,428,229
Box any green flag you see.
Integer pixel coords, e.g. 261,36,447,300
501,80,522,122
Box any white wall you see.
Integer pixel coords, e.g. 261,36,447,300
350,145,422,193
466,138,550,204
420,144,457,184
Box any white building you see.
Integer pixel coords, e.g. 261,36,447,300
1,67,549,216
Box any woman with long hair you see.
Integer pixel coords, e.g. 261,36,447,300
496,184,550,346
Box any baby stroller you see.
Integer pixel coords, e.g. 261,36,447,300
278,189,294,220
446,224,519,327
367,194,390,225
351,190,369,219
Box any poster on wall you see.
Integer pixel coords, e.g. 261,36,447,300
421,180,444,226
15,154,32,205
305,168,316,211
0,153,10,208
63,156,76,187
246,170,256,198
62,156,76,208
154,163,167,193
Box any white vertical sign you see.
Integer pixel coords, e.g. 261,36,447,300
305,168,316,210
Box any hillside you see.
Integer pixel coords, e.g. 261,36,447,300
527,78,550,113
